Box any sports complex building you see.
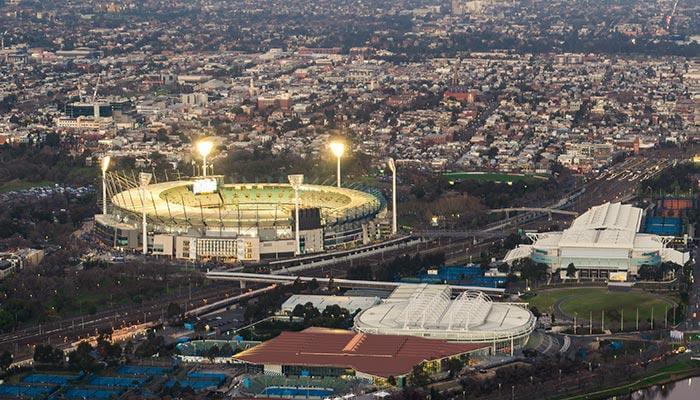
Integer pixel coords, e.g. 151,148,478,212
504,202,689,279
234,327,490,385
95,173,387,262
353,284,536,354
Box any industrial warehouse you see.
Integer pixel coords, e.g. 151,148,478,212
353,284,536,353
95,174,387,262
503,202,690,279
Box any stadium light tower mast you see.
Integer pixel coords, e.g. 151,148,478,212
196,139,214,177
288,174,304,255
387,158,397,235
139,172,153,255
329,141,345,188
100,156,111,215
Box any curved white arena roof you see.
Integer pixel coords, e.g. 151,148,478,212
353,284,535,343
504,202,690,268
569,202,643,232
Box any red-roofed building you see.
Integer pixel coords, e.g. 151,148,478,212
234,327,489,385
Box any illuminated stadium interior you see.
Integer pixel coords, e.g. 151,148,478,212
108,179,383,228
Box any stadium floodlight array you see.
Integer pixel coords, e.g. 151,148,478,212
196,139,214,177
387,157,397,235
101,156,111,215
139,172,153,255
329,141,345,188
287,174,304,255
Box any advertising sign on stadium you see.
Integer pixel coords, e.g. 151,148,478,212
193,178,218,194
609,272,628,282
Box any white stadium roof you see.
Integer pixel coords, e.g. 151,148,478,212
504,202,689,268
353,284,535,344
280,294,382,314
569,202,642,232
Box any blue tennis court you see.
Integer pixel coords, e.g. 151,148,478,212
262,386,334,398
187,371,226,383
88,376,146,388
0,384,56,397
23,373,81,385
116,365,169,376
166,379,221,390
64,388,123,399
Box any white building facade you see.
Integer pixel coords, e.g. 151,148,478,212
504,202,689,279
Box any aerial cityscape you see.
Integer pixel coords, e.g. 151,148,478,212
0,0,698,399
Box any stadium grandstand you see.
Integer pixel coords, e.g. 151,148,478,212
504,202,689,280
95,172,387,262
353,284,535,354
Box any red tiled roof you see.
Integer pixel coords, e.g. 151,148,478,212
234,327,488,378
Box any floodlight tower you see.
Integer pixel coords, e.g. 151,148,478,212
329,141,345,188
196,139,214,177
139,172,153,255
387,158,397,235
100,156,111,215
288,174,304,255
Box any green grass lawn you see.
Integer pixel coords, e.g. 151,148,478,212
443,171,549,184
560,359,700,400
0,179,55,193
523,288,675,325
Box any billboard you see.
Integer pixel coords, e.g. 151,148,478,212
192,178,218,194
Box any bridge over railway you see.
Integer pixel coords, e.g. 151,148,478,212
205,271,506,296
488,207,579,219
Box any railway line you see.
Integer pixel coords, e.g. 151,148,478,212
0,284,242,361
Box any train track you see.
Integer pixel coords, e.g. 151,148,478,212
0,283,241,359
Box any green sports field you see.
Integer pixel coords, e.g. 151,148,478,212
443,171,549,184
523,287,676,327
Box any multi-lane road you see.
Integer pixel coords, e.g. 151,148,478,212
683,246,700,332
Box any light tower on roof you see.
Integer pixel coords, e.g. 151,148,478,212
100,155,111,215
196,139,214,177
288,174,304,255
139,172,152,255
329,141,345,188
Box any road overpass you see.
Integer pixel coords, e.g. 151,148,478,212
205,271,506,296
488,207,579,219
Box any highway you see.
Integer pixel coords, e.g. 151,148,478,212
683,246,700,331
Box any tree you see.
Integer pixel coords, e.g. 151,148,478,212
308,278,319,292
409,364,430,386
219,343,235,356
387,375,397,386
0,351,12,371
33,344,63,365
68,342,99,372
95,334,121,365
566,263,577,278
445,357,464,378
166,302,182,319
206,345,220,360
